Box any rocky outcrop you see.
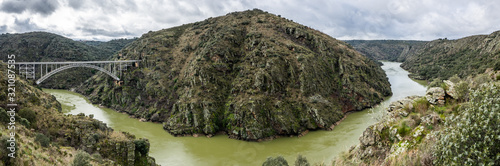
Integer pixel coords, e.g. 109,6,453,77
426,87,445,105
80,9,391,141
443,80,458,99
346,95,443,164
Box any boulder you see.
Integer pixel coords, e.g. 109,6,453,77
443,80,458,99
360,127,380,147
426,87,445,105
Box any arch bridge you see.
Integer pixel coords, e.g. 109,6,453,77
14,60,140,84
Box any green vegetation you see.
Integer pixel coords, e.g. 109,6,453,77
79,9,392,141
344,40,426,61
401,31,500,80
433,83,500,165
262,156,289,166
0,63,157,165
0,32,131,89
334,70,500,166
72,150,92,166
35,133,51,148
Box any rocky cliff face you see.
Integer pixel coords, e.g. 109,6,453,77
79,9,392,141
401,30,500,80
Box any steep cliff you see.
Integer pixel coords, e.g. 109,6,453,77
79,9,392,141
401,31,500,80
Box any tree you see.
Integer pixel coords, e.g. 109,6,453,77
263,156,289,166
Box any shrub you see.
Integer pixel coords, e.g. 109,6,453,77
134,138,150,155
295,155,310,166
18,107,36,124
413,98,430,114
72,150,92,166
449,74,461,83
454,81,469,101
433,83,500,165
263,156,289,166
0,107,9,123
428,78,444,89
35,133,50,148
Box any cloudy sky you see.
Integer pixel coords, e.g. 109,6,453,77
0,0,499,41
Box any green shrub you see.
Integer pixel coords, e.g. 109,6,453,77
18,107,36,124
413,98,429,114
0,107,9,123
134,138,150,155
455,81,469,101
449,74,461,83
428,78,444,89
72,150,91,166
35,133,50,148
397,121,411,137
294,155,310,166
433,83,500,165
263,156,289,166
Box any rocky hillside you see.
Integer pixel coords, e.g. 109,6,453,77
0,32,124,89
344,40,426,62
0,62,157,165
401,31,500,80
335,70,500,165
79,9,392,141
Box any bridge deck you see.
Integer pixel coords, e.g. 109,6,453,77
14,60,140,65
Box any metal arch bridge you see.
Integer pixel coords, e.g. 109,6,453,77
14,60,140,84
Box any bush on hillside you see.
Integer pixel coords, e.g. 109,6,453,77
433,83,500,165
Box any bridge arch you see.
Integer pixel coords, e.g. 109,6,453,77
36,63,119,84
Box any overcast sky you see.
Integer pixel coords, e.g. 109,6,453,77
0,0,499,41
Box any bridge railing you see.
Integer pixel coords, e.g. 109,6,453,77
13,60,140,84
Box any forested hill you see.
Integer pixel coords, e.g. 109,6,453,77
401,30,500,80
344,40,426,62
79,9,392,141
0,32,129,89
80,38,136,54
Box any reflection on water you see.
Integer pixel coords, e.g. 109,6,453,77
44,61,426,166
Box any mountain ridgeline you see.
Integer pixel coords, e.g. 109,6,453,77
79,9,391,141
401,31,500,80
344,40,426,62
0,32,134,89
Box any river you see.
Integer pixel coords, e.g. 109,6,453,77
43,61,426,166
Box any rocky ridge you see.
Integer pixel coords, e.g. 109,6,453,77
401,30,500,80
79,9,392,141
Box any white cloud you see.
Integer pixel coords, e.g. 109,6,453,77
0,0,499,40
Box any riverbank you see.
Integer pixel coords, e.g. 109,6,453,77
334,69,500,165
43,61,426,165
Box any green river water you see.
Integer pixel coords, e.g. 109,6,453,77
43,61,426,166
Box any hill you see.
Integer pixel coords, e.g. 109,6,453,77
344,40,426,61
79,9,392,141
0,62,157,165
80,38,136,54
401,31,500,80
0,32,124,89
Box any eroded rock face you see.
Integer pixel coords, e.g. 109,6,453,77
80,9,392,141
443,80,458,99
426,87,445,105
